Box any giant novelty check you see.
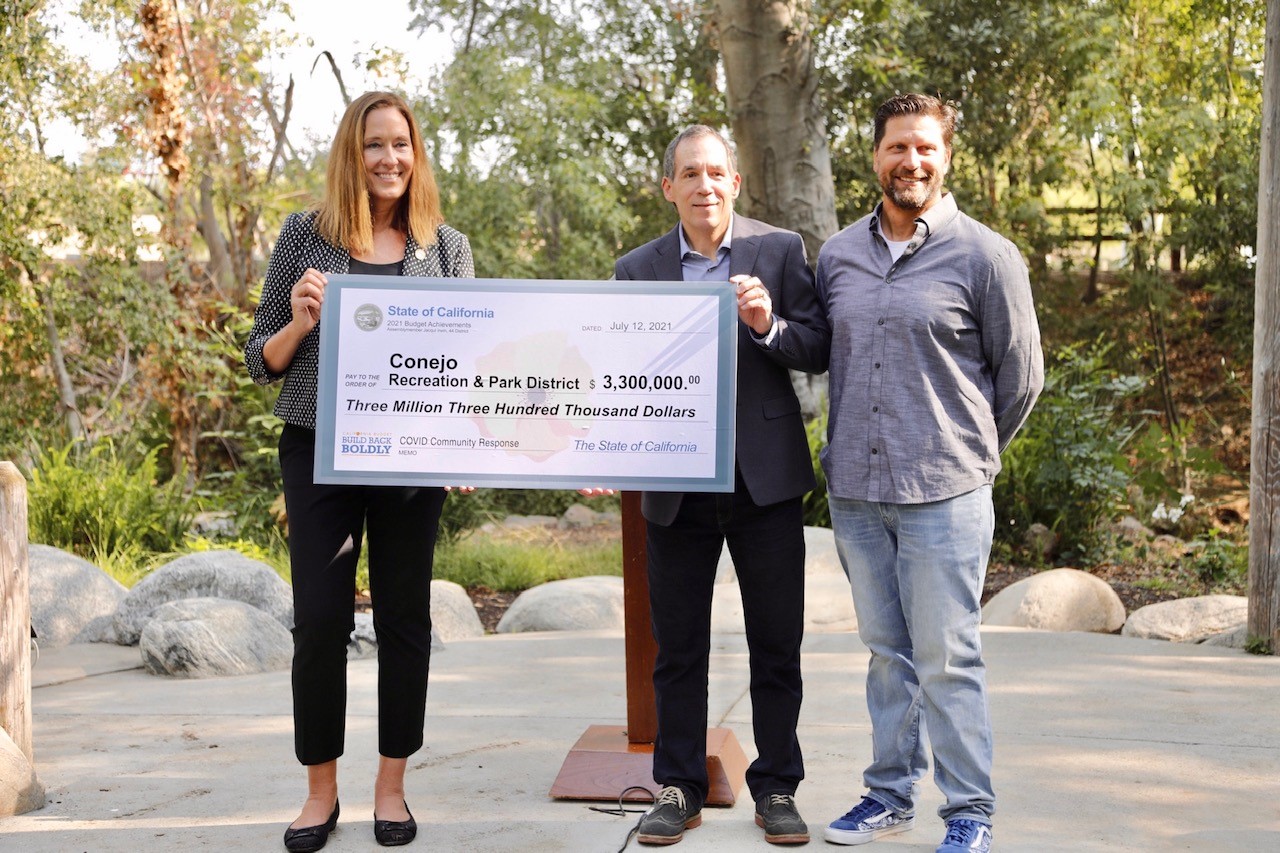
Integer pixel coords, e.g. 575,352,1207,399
314,276,738,491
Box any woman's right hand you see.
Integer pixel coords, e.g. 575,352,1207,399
290,268,328,333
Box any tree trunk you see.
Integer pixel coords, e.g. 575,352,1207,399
713,0,839,261
713,0,838,416
1248,0,1280,655
198,172,235,297
22,265,84,442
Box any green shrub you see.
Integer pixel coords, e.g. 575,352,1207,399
439,488,496,546
994,342,1143,560
1189,532,1247,589
483,488,619,518
25,438,193,560
802,408,831,528
433,532,623,591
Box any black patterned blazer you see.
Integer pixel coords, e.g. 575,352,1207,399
244,211,475,429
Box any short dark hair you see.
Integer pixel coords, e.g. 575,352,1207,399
663,125,737,180
873,93,958,153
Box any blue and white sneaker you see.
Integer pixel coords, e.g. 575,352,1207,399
936,818,992,852
824,795,915,845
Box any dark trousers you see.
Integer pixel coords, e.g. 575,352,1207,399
645,484,806,811
279,425,446,765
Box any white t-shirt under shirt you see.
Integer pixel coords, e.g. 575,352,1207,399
884,238,912,263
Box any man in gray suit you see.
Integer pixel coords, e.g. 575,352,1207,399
615,125,830,846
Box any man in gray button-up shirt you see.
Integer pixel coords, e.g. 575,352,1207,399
816,94,1043,853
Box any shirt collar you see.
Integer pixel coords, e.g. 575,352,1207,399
869,192,958,243
678,214,735,260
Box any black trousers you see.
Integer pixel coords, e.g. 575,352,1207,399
279,425,446,765
645,483,806,811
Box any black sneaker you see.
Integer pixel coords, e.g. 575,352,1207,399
637,786,701,845
755,793,810,845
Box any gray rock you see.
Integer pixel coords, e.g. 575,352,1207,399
1200,624,1249,649
1112,516,1156,543
496,576,623,633
348,611,379,660
0,729,45,816
189,510,237,539
982,569,1125,633
1023,523,1060,562
346,611,446,659
804,574,858,632
139,598,291,678
711,571,856,634
487,514,557,532
28,544,126,649
559,504,619,529
716,526,843,584
115,550,292,645
72,613,126,645
1122,595,1249,643
431,579,484,640
802,526,844,576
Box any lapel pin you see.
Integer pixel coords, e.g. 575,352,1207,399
414,248,426,260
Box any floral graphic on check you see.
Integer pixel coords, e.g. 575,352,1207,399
467,331,593,461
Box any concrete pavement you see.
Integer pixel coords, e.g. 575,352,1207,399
2,628,1279,851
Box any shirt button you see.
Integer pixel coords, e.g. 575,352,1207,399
874,362,881,369
872,406,879,412
871,448,878,455
878,318,885,325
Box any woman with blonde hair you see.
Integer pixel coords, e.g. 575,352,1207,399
245,91,474,850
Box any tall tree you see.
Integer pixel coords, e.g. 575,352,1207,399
82,0,300,475
0,0,156,451
1248,0,1280,654
712,0,839,261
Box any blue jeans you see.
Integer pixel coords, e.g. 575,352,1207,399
829,486,995,825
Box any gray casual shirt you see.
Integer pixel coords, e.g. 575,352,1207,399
816,193,1044,504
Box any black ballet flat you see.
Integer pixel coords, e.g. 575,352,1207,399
283,800,339,852
373,801,417,846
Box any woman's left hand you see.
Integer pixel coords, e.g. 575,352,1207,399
444,486,477,494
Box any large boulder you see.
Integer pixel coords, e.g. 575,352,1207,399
982,568,1126,633
711,572,856,634
115,550,292,645
347,611,446,659
28,544,126,649
803,574,858,632
715,526,843,584
496,576,623,633
431,579,484,640
139,597,292,678
0,729,45,816
1122,595,1248,643
559,504,619,529
348,611,378,660
1200,624,1249,649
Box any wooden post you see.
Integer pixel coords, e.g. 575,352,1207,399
1,461,45,814
620,491,657,741
1249,0,1280,654
1,463,34,762
550,492,747,804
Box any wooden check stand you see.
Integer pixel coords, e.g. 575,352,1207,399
550,491,748,804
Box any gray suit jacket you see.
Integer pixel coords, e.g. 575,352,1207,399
614,215,830,525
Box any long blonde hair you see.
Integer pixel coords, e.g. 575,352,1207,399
314,91,443,253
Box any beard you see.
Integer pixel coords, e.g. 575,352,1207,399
881,170,944,212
